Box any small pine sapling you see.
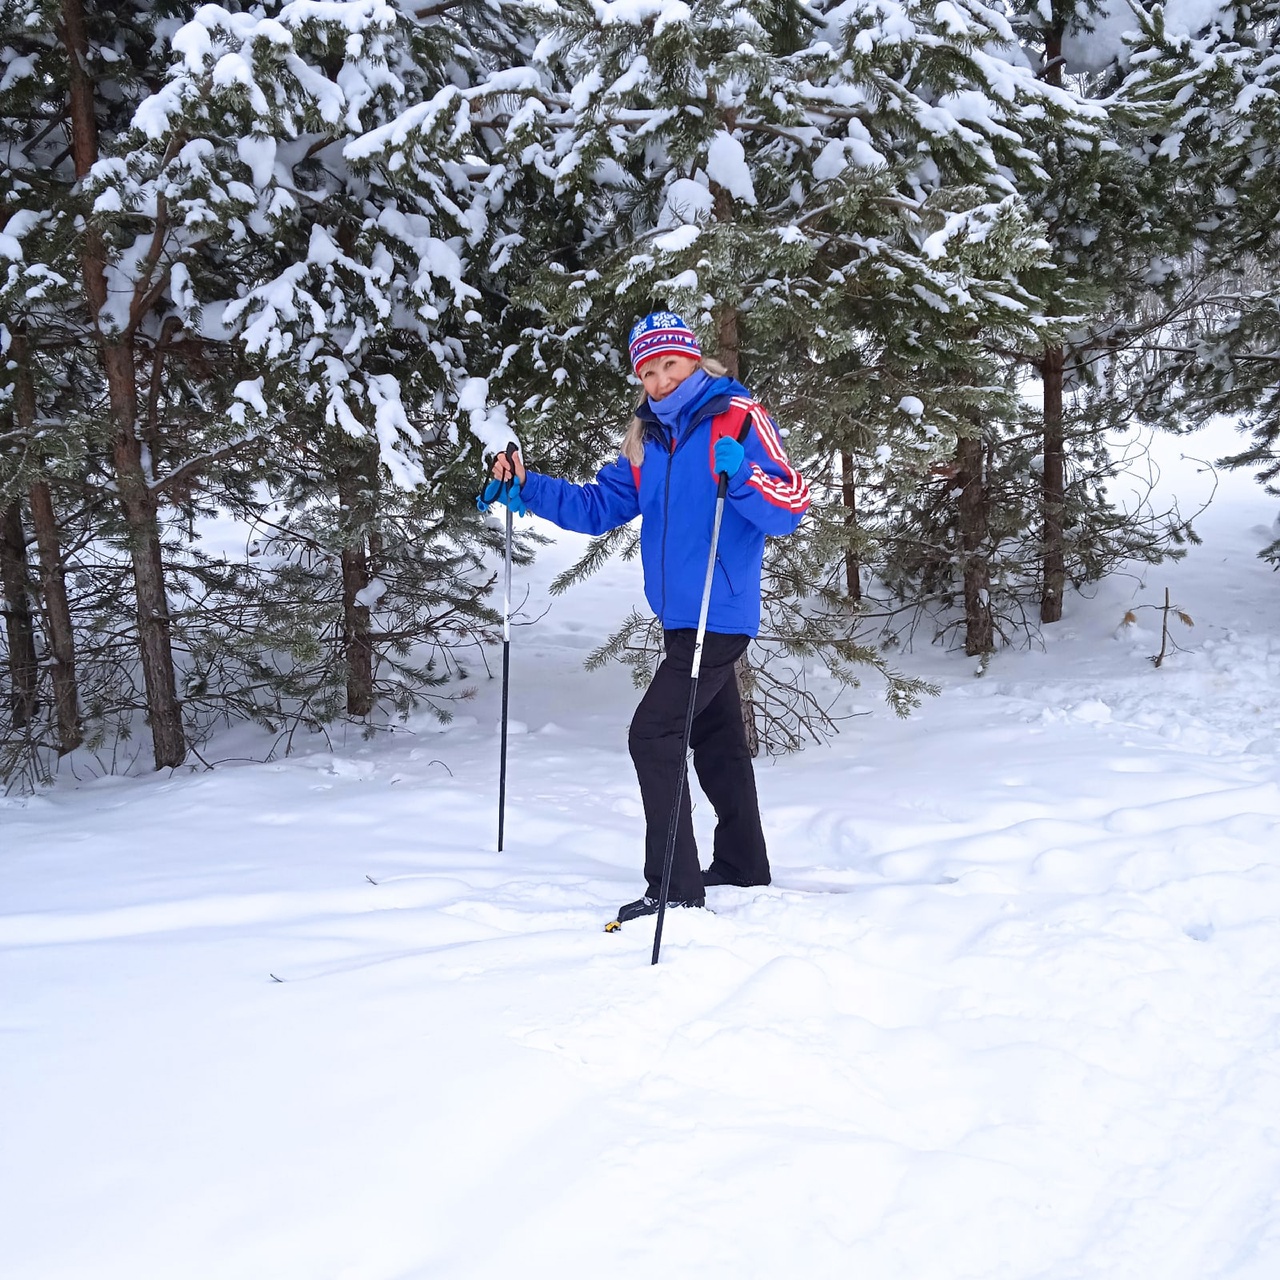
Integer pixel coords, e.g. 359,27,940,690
1121,588,1194,668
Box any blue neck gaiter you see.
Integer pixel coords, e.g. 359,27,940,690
649,369,713,434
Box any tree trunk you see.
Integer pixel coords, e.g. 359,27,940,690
63,0,185,768
12,330,82,753
338,449,375,718
716,300,741,381
840,450,862,603
108,346,186,767
1,497,40,729
1039,21,1067,626
28,481,82,753
1040,344,1066,623
59,0,98,174
956,432,994,656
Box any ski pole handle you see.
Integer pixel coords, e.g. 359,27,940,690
497,440,523,484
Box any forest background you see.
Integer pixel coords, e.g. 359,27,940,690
2,0,1277,791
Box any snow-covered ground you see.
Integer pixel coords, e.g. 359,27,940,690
5,424,1280,1279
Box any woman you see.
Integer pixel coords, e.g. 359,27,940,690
491,312,810,925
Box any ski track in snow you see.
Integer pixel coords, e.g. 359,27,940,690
5,432,1280,1278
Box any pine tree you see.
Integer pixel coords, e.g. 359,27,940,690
504,0,1096,708
1,0,543,785
1004,2,1207,625
103,1,515,729
1121,0,1280,554
1,0,165,776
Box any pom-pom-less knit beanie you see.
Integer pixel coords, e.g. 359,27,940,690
628,312,702,372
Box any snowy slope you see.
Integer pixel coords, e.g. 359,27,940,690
4,424,1280,1279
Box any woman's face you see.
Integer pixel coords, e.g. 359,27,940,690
640,354,701,401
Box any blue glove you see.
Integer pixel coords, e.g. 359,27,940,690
713,436,745,479
476,476,528,517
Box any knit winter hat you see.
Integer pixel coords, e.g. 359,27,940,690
627,311,702,372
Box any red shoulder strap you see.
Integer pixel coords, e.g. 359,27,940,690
707,403,754,473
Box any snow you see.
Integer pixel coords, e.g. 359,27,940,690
705,130,757,206
232,377,268,417
814,128,887,180
354,576,388,609
933,2,972,38
919,89,1024,149
171,10,214,71
0,53,37,93
459,375,515,458
652,223,701,253
652,0,693,35
0,208,42,256
5,423,1280,1277
659,176,714,227
591,0,685,27
91,187,123,215
1061,0,1237,73
657,268,700,293
211,51,255,91
365,373,425,490
237,134,278,190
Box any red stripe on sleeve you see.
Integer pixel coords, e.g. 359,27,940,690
739,402,810,511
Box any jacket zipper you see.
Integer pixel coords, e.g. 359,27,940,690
656,408,718,630
660,429,675,627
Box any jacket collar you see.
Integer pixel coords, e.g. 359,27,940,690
636,375,748,438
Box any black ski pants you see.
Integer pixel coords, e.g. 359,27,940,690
628,629,770,903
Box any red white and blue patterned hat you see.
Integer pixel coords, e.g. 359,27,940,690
627,311,702,372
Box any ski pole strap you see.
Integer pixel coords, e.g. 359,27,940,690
476,441,528,516
476,476,504,512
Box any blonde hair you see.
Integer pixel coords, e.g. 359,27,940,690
620,356,730,466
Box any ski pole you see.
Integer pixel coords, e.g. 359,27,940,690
651,419,752,965
497,442,519,853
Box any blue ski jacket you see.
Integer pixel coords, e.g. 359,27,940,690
520,376,810,636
